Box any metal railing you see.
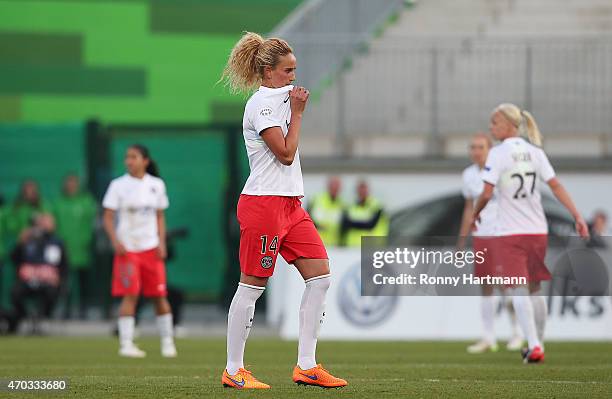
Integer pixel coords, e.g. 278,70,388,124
300,36,612,154
272,0,406,90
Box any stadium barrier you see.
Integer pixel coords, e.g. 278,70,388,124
269,248,612,341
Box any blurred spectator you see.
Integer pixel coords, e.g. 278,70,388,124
52,174,97,319
308,176,345,246
341,180,389,247
588,210,608,248
5,180,50,240
8,213,67,334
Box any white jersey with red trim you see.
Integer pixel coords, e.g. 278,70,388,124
241,85,304,197
461,163,498,237
481,137,556,236
102,173,169,252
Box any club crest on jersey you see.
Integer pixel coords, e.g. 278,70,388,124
261,256,274,269
260,107,273,117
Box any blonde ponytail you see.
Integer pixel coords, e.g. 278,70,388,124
220,31,293,94
521,110,543,147
494,103,543,147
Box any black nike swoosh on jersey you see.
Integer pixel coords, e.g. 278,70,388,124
283,95,290,103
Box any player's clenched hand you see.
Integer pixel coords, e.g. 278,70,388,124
113,241,127,256
289,86,309,115
575,216,590,239
470,214,481,232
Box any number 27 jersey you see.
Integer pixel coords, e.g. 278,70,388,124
481,137,556,236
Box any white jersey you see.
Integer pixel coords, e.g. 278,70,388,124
241,85,304,197
461,163,498,237
481,137,555,236
102,173,169,252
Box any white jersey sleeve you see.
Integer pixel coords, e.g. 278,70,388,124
157,179,169,210
481,147,504,186
536,148,556,182
102,180,120,210
252,100,283,135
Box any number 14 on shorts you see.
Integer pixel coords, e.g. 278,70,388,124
260,235,279,254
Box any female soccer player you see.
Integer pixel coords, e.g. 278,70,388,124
102,145,177,358
459,133,522,353
472,104,589,363
219,32,347,389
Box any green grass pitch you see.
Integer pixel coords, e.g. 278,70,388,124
0,338,610,398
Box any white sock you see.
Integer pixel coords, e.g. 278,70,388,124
226,283,265,375
511,288,541,349
118,316,135,348
481,296,496,345
298,274,331,370
530,293,547,346
156,313,174,346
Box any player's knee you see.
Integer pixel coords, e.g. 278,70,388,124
310,259,330,278
240,273,268,288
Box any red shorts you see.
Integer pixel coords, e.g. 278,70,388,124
237,194,328,278
472,236,499,278
496,234,551,284
111,248,167,297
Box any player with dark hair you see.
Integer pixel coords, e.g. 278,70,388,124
102,145,177,358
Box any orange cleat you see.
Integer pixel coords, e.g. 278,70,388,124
292,364,348,388
222,368,270,389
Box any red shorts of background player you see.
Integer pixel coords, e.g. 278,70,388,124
237,194,328,278
472,236,499,278
496,234,551,284
112,248,167,297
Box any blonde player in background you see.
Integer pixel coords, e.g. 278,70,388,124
473,104,589,363
102,145,177,359
218,32,347,389
458,133,523,354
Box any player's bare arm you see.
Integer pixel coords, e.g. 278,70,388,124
261,86,309,165
547,177,589,238
157,209,167,259
472,183,494,228
102,208,126,255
